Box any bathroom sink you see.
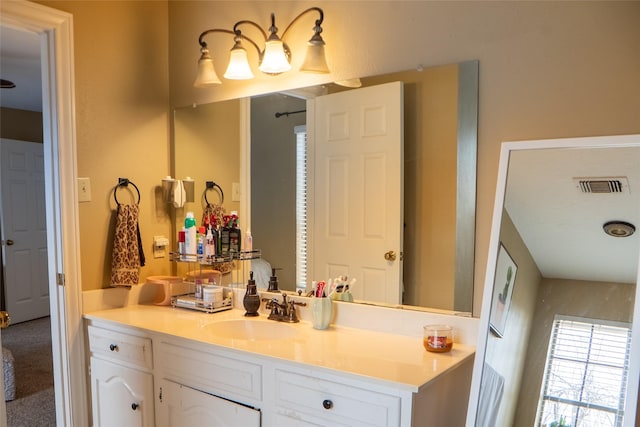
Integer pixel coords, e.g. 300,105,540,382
206,319,298,341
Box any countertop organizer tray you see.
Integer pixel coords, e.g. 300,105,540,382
171,289,233,314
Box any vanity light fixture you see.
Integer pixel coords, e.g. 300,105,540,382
603,220,636,237
194,7,329,87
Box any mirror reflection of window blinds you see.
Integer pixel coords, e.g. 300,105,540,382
537,315,631,427
295,125,307,289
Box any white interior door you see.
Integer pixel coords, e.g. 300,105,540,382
1,138,50,324
312,81,404,304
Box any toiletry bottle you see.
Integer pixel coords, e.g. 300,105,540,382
184,211,197,259
220,215,230,255
244,230,253,253
197,226,205,262
267,268,280,292
177,230,186,261
195,278,203,299
205,225,215,262
229,211,241,254
243,271,260,317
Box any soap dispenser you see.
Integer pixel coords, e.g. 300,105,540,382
267,268,280,292
243,271,260,317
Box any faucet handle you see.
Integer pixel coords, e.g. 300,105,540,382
266,297,281,320
285,300,300,323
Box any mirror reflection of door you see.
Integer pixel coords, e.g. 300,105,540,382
312,81,404,304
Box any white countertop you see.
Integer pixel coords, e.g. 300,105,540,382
84,304,475,393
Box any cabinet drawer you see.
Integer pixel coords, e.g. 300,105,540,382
88,325,153,370
275,370,401,427
158,341,262,403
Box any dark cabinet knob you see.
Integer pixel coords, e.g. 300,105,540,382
322,399,333,410
131,403,139,411
109,344,118,351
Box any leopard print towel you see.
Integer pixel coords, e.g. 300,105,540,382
110,204,144,286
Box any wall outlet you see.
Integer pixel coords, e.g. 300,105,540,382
78,177,91,202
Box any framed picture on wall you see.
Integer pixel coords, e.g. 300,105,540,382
490,243,518,337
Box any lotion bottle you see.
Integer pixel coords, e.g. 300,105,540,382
184,211,197,258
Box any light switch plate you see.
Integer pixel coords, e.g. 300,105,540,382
232,182,241,202
78,177,91,202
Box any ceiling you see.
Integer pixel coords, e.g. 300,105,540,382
505,144,640,284
0,25,42,112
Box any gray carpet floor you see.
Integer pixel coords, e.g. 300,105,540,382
2,316,56,426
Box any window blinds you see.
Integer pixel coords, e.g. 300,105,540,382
538,315,631,427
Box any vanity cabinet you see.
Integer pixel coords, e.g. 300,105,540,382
84,308,474,427
87,325,155,427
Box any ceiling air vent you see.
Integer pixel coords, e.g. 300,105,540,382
574,177,629,194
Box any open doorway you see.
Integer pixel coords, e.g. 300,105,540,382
1,22,55,425
1,1,87,425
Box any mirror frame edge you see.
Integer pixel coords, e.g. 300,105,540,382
465,134,640,427
456,60,479,312
464,139,511,426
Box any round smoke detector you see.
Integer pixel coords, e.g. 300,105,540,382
603,221,636,238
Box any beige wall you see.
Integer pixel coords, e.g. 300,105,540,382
0,107,43,142
168,1,640,314
32,1,640,299
484,211,541,427
38,1,172,290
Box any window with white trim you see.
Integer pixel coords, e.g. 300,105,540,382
294,125,307,289
537,315,631,427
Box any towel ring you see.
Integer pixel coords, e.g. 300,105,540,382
113,178,141,205
204,181,224,206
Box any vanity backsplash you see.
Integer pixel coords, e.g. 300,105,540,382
83,284,479,345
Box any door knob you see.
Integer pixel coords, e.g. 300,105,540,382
5,239,14,246
384,250,396,261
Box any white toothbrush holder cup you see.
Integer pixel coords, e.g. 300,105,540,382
310,297,332,330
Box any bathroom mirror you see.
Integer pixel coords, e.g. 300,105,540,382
466,135,640,427
173,60,478,313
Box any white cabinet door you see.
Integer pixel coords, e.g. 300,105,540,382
90,357,155,427
157,378,261,427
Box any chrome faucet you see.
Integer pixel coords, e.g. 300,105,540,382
262,292,306,323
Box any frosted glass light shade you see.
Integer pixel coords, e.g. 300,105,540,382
259,39,291,74
193,49,221,87
300,42,329,73
224,47,254,80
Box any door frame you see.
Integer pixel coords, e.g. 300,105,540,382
1,1,87,426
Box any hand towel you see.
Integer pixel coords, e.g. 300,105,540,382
110,204,145,287
476,362,505,427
